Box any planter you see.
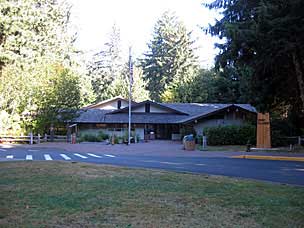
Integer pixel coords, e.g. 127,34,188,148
184,141,195,151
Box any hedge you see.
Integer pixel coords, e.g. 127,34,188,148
204,124,256,145
79,131,109,142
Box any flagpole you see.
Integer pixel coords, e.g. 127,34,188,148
128,47,132,145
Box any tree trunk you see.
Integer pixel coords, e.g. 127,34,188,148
293,52,304,111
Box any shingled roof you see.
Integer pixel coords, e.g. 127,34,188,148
73,102,256,124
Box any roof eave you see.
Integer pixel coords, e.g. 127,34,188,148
179,104,257,124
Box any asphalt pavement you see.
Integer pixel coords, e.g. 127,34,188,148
1,146,304,186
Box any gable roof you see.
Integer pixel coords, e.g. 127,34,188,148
162,103,256,123
74,109,108,123
162,103,256,115
83,96,136,110
73,100,257,124
110,100,189,115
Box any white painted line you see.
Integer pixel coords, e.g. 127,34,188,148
296,169,304,172
159,162,181,165
104,154,115,158
74,153,87,159
0,149,7,152
44,154,52,161
6,155,13,159
28,149,39,152
2,145,12,149
195,164,206,166
141,160,160,163
87,153,102,158
26,155,33,160
60,154,71,160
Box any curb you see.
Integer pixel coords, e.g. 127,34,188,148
232,155,304,162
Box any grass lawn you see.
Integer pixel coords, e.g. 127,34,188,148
205,145,247,152
0,162,304,228
204,145,304,153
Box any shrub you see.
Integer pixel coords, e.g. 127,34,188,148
97,131,109,141
204,124,256,145
79,132,108,142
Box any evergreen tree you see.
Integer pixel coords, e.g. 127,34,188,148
88,24,124,101
0,0,81,134
206,0,304,112
110,64,150,102
141,11,198,102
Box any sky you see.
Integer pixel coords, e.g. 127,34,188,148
68,0,221,67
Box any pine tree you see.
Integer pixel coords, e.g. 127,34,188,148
206,0,304,112
141,11,198,102
0,0,81,134
109,64,150,102
88,24,124,101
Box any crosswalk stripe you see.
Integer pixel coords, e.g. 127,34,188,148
87,153,102,158
44,154,52,160
26,155,33,160
104,154,115,158
60,154,71,160
74,153,87,159
195,163,206,166
0,149,7,152
6,155,13,159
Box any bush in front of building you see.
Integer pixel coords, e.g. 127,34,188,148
97,131,109,141
79,131,109,142
204,124,256,145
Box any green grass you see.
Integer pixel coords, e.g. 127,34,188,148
0,162,304,227
204,145,247,152
203,145,304,153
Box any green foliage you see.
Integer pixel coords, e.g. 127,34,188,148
79,131,109,142
87,24,150,102
164,67,251,103
206,0,304,112
141,11,198,102
204,124,256,145
88,24,124,102
109,64,150,102
33,65,81,133
0,0,73,71
0,0,85,135
270,113,300,147
98,131,109,140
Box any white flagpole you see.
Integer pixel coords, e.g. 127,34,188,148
128,47,132,145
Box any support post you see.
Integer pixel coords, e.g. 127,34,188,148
37,134,40,144
50,123,54,142
67,126,71,143
30,132,33,145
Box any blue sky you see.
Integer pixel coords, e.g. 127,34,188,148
68,0,220,67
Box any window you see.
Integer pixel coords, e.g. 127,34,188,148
117,100,121,109
145,103,150,113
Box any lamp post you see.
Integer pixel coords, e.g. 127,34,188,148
128,47,133,145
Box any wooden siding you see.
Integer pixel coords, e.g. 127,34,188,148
256,113,271,148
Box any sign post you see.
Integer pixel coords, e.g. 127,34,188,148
256,113,271,148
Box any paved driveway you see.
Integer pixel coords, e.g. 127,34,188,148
1,142,304,186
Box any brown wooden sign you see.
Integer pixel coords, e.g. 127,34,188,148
256,113,271,148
